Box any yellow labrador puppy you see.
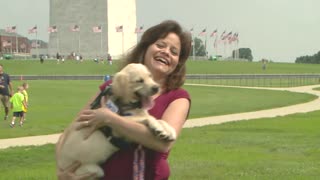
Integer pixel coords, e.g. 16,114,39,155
56,63,176,179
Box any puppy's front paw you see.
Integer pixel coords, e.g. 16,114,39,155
148,120,176,142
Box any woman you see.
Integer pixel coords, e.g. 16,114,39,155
57,20,192,180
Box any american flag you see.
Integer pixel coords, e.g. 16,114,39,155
222,31,232,40
48,26,58,33
134,26,143,33
2,40,11,47
71,25,80,32
5,26,16,33
92,26,102,33
28,26,37,34
198,28,206,36
231,33,239,43
220,30,226,39
116,25,123,32
210,29,218,37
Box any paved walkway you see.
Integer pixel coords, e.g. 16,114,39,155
1,84,320,149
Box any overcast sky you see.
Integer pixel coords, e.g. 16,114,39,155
1,0,320,62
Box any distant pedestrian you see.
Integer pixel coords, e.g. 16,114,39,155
76,55,80,63
56,52,60,60
100,56,104,64
9,86,27,127
0,64,13,120
40,55,44,64
80,55,83,63
107,53,112,65
94,56,99,63
61,56,65,63
262,59,267,70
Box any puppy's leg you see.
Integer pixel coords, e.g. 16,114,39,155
140,116,176,141
124,114,176,141
156,120,177,141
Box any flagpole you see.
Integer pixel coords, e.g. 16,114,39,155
78,31,81,55
36,31,39,58
100,28,102,58
57,31,60,54
205,33,207,59
10,36,13,54
16,34,18,54
224,40,226,58
237,41,239,59
193,34,195,60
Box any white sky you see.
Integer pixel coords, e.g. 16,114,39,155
1,0,320,62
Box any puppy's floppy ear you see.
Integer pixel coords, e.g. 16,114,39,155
112,72,129,97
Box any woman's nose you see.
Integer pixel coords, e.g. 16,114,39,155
160,48,170,56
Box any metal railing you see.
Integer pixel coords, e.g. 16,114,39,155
186,74,320,87
11,74,320,87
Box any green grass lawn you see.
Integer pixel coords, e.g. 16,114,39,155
0,81,315,139
1,110,319,179
186,60,320,74
169,110,320,179
1,59,320,75
0,60,319,179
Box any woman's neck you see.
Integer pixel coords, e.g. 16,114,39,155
153,76,166,90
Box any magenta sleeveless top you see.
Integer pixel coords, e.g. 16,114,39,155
99,81,190,180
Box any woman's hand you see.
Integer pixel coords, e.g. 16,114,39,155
57,161,97,180
76,108,116,139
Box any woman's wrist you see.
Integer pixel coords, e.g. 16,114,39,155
98,107,117,127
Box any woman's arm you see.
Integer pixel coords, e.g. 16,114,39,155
9,81,14,96
78,98,190,152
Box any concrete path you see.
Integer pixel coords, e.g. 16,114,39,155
1,84,320,149
184,84,320,127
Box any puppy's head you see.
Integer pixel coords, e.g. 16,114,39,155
111,63,159,109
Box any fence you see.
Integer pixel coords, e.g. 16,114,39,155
186,74,320,87
11,74,320,87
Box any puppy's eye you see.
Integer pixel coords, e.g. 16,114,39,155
136,78,144,83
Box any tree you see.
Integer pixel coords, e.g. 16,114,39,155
232,48,253,61
190,37,206,56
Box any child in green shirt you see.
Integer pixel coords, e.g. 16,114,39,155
9,86,27,127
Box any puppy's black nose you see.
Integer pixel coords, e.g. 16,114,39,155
152,86,159,94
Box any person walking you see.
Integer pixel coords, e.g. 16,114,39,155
0,64,13,120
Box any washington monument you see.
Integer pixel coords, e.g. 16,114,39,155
48,0,137,59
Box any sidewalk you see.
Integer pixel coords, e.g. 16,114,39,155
1,84,320,149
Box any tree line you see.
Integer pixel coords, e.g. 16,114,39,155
295,51,320,64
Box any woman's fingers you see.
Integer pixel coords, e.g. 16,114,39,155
64,161,81,173
77,172,97,180
80,110,95,116
77,114,94,122
58,161,97,180
75,121,90,130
